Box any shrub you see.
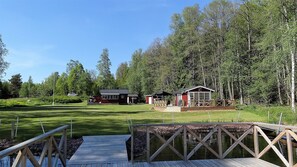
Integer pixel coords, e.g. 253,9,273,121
39,96,83,104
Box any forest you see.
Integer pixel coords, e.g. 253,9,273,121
0,0,296,106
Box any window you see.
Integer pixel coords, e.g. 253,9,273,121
198,92,210,101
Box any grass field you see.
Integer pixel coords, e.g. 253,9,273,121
0,102,297,141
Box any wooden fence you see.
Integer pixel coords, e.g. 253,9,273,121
0,125,68,167
131,122,297,167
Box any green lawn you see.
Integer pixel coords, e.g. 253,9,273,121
0,102,296,140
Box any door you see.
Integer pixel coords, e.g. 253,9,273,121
149,97,153,104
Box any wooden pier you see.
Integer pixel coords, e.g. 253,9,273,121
1,122,297,166
67,158,278,166
68,135,130,165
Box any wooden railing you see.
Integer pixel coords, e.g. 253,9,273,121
0,125,68,167
131,122,297,167
154,100,167,107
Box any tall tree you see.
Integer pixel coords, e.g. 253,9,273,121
116,62,129,89
9,74,22,98
127,49,143,97
96,48,115,89
0,35,9,78
67,63,84,94
66,60,81,74
0,81,10,99
19,76,35,98
56,72,68,95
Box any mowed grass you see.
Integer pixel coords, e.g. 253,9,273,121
0,102,296,141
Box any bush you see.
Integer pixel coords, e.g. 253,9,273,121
0,98,43,107
39,96,83,104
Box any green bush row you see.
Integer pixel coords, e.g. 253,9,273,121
39,96,83,104
0,98,45,107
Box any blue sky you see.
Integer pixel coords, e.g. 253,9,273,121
0,0,211,83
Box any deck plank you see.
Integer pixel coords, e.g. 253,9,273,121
68,158,279,167
68,135,130,165
67,135,279,167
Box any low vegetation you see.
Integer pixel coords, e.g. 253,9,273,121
0,99,296,141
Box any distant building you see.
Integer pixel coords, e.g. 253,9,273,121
145,91,172,104
175,86,214,107
67,92,78,96
89,89,138,105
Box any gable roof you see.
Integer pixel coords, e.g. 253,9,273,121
175,86,214,94
185,86,214,92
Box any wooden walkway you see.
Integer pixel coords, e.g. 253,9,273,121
67,134,278,167
68,158,278,166
68,135,130,165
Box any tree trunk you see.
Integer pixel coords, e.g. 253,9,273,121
231,78,234,100
227,78,232,100
239,73,244,105
276,70,283,105
282,2,295,112
199,54,206,87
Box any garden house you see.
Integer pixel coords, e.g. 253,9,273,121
175,86,214,107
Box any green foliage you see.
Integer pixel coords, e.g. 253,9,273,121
115,62,129,89
96,48,115,89
9,73,22,98
56,72,68,96
0,34,9,78
3,0,297,106
0,98,46,107
127,49,143,98
0,80,10,98
39,96,83,104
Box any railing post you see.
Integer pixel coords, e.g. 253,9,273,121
254,125,259,158
11,121,15,139
63,129,67,166
286,130,293,167
146,125,150,162
131,125,134,163
217,125,223,159
48,136,53,167
21,149,26,167
183,125,187,161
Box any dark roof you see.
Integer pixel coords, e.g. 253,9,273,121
100,89,129,95
152,91,172,97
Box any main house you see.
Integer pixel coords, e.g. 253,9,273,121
89,89,138,105
175,86,214,107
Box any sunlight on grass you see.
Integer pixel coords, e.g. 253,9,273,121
0,103,296,140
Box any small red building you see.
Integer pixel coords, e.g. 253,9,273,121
145,95,154,104
145,91,172,104
175,86,214,107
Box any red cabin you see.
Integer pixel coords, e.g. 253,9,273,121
89,89,138,105
175,86,214,107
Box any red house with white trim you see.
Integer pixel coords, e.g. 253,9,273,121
175,86,214,107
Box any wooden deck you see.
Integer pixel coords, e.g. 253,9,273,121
67,158,278,166
67,134,279,167
68,135,130,165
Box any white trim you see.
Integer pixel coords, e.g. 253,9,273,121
184,86,215,93
101,93,120,95
188,92,191,107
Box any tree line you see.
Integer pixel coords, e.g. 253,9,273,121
125,0,297,107
0,0,297,107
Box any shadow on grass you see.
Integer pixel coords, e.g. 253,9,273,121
0,106,90,112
